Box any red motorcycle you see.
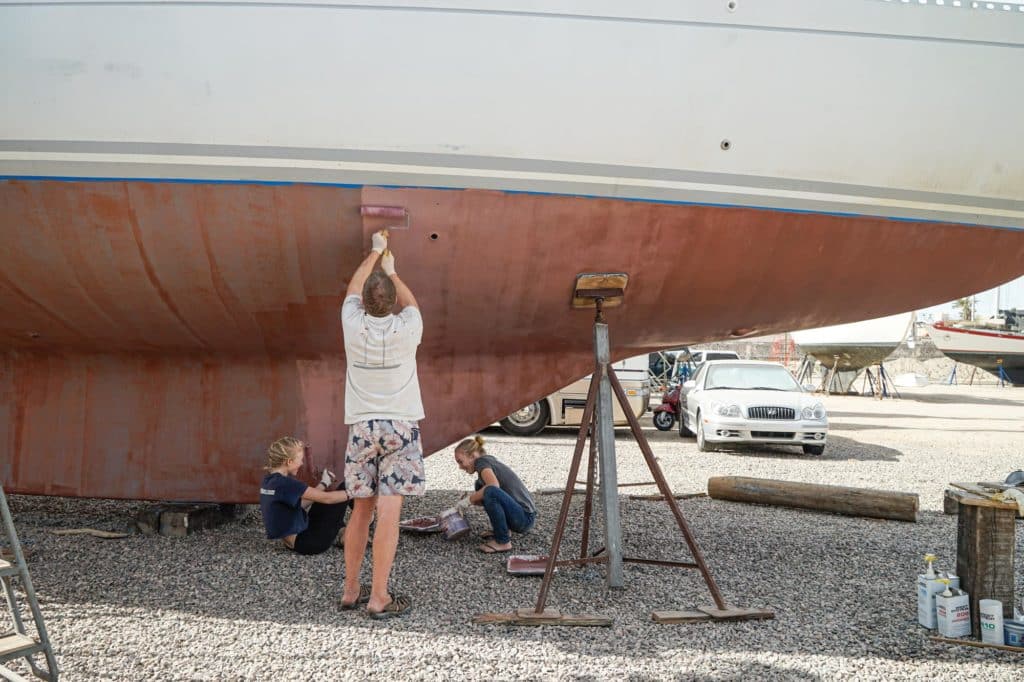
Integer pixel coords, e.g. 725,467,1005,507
652,382,681,431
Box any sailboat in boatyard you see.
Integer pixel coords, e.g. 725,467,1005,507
2,1,1024,501
791,313,914,373
791,312,914,391
929,309,1024,385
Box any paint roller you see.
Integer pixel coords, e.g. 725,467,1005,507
360,205,410,237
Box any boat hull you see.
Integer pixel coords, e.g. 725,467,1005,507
3,180,1024,501
927,325,1024,385
3,1,1024,500
792,313,914,371
791,343,902,373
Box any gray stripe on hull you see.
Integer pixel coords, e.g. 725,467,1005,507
2,146,1022,230
2,139,1020,214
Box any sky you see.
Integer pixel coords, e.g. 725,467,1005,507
917,274,1024,322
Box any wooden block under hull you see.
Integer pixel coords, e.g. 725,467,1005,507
135,503,240,537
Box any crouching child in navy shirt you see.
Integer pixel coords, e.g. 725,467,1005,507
260,437,352,555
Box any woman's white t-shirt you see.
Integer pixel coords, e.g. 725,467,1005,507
341,295,424,424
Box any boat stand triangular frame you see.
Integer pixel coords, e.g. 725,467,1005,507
475,276,773,627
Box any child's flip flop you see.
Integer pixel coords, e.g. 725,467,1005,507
478,541,512,554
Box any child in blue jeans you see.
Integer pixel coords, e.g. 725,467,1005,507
454,435,536,553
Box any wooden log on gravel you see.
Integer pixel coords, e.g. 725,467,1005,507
707,476,918,522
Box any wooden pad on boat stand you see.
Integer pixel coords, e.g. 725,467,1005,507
474,273,774,628
570,272,627,309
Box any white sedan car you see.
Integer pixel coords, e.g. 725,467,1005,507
678,360,828,455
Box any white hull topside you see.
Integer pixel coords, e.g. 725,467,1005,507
927,324,1024,355
2,0,1024,229
791,312,915,347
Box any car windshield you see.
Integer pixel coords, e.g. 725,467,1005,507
705,364,800,391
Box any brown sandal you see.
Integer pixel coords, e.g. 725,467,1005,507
367,594,412,620
340,584,372,610
478,541,512,554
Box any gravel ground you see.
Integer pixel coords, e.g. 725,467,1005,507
3,384,1023,681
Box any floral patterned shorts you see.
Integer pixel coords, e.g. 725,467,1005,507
344,420,425,497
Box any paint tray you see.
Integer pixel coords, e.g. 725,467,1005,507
398,516,441,533
506,554,556,576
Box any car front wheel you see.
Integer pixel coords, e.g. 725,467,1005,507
696,412,712,452
499,400,550,437
802,444,825,456
653,410,675,431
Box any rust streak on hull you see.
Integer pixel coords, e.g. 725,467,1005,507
2,180,1023,501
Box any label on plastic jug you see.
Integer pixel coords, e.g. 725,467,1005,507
917,574,960,629
936,591,971,638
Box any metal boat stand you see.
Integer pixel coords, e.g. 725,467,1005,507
859,363,901,400
947,362,979,386
996,359,1010,387
821,355,844,394
795,354,817,388
474,273,773,627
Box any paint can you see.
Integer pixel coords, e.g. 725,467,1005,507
439,507,470,541
917,572,959,629
936,588,971,638
979,599,1004,645
1004,621,1024,648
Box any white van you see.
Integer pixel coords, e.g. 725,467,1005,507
499,355,651,436
687,348,741,366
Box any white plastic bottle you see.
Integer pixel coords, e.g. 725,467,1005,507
979,599,1005,645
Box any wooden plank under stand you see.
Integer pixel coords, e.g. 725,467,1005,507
473,609,612,627
929,635,1024,654
652,607,775,624
951,482,1019,639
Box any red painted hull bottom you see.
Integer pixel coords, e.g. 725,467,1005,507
2,180,1023,502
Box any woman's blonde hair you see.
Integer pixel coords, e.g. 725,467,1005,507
454,435,486,458
265,436,303,471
